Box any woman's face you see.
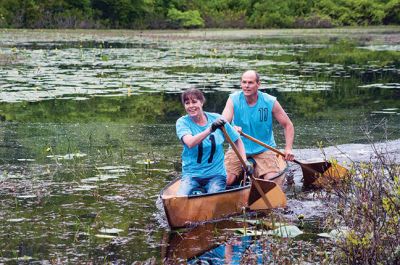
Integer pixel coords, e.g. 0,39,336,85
184,96,204,117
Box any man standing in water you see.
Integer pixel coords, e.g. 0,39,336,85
222,70,295,185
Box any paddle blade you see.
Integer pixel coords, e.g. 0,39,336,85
302,161,349,188
248,179,287,210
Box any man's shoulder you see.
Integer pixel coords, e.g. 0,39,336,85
259,91,276,102
230,91,243,104
230,91,242,98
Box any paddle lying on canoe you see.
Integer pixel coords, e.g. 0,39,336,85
239,131,349,187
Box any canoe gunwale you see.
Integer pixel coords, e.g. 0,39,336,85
160,161,287,200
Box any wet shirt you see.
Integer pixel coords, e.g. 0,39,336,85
231,91,276,155
176,112,239,178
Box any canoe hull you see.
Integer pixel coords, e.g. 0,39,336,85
162,183,249,228
161,157,288,228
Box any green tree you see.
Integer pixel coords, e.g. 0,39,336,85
197,0,249,27
247,0,295,28
22,0,41,27
314,0,384,26
383,0,400,24
348,0,385,25
167,7,204,28
91,0,153,28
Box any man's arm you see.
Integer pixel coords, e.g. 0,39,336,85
222,98,243,132
222,98,234,123
272,101,295,161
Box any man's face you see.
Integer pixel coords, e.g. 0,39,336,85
240,72,260,97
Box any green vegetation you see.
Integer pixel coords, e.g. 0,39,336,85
322,145,400,264
0,0,400,29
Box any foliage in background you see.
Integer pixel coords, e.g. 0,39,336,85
167,8,204,28
0,0,400,29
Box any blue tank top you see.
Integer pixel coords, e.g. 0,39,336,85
231,91,276,155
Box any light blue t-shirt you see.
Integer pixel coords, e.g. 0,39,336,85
231,91,276,155
176,112,239,178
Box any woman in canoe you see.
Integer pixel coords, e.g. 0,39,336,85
176,88,253,196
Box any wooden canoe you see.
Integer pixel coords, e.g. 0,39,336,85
161,156,288,229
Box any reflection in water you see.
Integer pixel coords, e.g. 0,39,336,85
162,221,265,264
187,236,254,265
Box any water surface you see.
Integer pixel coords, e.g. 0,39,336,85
0,28,399,263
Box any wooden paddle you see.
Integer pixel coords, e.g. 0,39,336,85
221,127,276,208
240,131,349,187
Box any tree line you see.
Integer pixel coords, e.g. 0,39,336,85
0,0,399,29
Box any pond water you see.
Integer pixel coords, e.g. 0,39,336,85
0,28,399,263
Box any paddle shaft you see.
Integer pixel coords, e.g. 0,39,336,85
240,132,301,164
220,127,273,208
240,131,321,175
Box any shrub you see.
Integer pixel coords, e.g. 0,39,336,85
322,141,400,264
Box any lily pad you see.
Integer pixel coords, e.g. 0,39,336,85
8,218,27,222
318,228,348,240
16,195,37,199
81,174,121,183
47,153,87,160
62,153,87,160
96,165,130,170
11,255,33,261
17,158,35,162
73,185,97,191
228,228,264,236
95,234,116,239
145,168,170,172
231,218,286,229
99,228,124,234
136,160,155,165
107,169,129,173
267,225,304,238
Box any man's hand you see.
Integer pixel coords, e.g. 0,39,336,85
210,118,226,132
233,125,242,133
284,148,295,161
244,160,254,175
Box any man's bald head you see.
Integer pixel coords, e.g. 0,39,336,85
242,70,260,83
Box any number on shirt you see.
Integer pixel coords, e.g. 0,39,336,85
197,134,216,164
258,107,268,122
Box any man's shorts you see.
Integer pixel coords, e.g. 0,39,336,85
224,149,281,179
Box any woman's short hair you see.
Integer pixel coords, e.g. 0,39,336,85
181,88,205,105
